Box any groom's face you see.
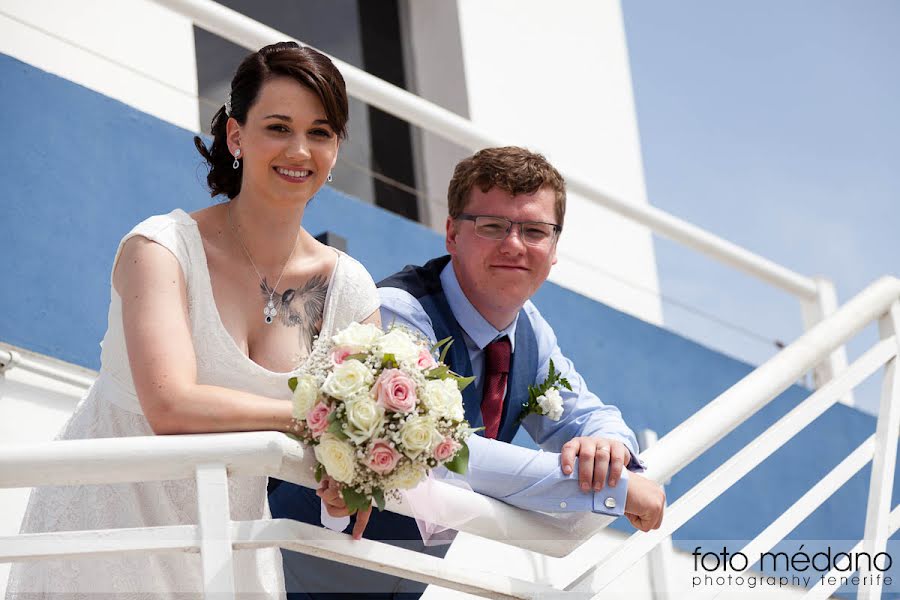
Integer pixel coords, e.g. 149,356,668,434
446,185,559,321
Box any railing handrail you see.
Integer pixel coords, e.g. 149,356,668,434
641,275,900,482
0,343,96,389
0,430,604,559
151,0,818,303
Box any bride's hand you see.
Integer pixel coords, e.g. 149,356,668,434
316,476,372,540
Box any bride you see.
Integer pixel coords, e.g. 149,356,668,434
6,41,378,598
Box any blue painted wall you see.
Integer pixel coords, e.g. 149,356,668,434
2,54,896,591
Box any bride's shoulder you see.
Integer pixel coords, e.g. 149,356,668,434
330,248,375,285
125,208,197,240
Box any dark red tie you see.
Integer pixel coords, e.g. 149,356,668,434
482,336,511,439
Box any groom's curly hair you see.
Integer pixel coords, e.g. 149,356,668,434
447,146,567,227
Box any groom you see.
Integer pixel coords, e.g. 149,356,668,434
271,146,664,598
378,145,656,493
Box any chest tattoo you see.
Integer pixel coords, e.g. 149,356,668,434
261,274,329,352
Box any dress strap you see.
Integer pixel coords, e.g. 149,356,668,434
109,209,197,287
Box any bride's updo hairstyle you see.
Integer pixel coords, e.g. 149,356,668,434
194,41,349,198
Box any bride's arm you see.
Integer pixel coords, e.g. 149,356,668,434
114,236,294,435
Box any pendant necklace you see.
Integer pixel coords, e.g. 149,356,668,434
227,202,301,324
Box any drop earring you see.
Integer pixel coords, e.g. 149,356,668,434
327,171,333,183
232,148,241,170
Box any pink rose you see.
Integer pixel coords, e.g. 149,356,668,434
373,369,417,413
364,438,401,474
331,346,354,366
307,401,334,438
433,437,461,462
417,349,437,370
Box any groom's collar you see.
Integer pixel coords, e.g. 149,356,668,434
439,260,518,353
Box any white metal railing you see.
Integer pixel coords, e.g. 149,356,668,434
560,276,900,599
0,343,96,390
2,276,899,598
150,0,851,402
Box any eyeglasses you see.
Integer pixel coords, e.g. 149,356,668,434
456,214,562,247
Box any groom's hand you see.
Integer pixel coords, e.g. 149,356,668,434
624,472,665,532
560,437,632,491
317,476,372,540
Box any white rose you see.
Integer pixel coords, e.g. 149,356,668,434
420,379,464,421
399,415,441,459
375,329,420,364
322,359,374,401
343,397,385,444
291,374,319,420
537,388,565,421
331,322,383,352
314,434,357,484
387,461,427,490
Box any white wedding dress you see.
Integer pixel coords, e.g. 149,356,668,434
5,209,380,599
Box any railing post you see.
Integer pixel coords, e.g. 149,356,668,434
637,429,675,599
800,277,854,405
858,300,900,600
196,463,235,599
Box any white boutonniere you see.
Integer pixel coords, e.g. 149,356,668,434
520,359,571,422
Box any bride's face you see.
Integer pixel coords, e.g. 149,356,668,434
228,76,339,205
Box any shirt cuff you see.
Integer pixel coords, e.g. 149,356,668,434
320,500,350,532
592,468,628,517
628,452,647,473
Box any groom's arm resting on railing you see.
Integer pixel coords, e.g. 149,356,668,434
442,436,664,532
519,303,646,491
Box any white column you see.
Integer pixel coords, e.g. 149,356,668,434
405,0,663,324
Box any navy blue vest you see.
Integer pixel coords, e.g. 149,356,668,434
378,255,539,443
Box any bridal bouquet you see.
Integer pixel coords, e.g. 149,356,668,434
289,322,475,513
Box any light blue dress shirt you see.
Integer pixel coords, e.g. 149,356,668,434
379,261,645,516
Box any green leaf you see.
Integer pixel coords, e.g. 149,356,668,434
431,335,453,354
288,377,298,392
372,488,386,512
452,374,476,392
443,440,470,475
559,377,573,391
382,353,397,369
426,364,450,380
438,338,455,364
346,353,368,362
340,486,372,514
314,462,325,483
327,419,349,440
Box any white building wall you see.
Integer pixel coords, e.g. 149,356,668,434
405,0,663,324
0,0,199,132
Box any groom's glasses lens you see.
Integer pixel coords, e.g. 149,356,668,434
458,214,561,247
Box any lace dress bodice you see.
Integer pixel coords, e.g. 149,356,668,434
5,209,380,599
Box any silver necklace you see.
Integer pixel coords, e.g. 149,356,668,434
227,202,301,324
